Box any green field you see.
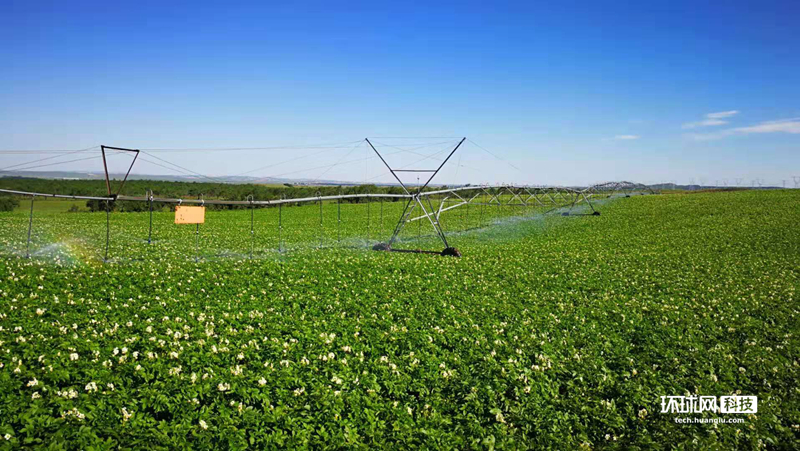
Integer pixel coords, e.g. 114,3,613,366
0,190,797,448
11,198,89,213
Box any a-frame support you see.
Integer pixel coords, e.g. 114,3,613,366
366,137,466,256
563,191,601,216
101,145,140,198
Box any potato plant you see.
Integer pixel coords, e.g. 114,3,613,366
0,190,797,448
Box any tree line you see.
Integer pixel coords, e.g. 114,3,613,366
0,177,444,212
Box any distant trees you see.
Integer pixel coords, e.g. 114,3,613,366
0,196,19,212
0,177,442,211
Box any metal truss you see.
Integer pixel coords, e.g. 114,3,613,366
407,185,595,226
0,181,654,260
101,145,140,198
365,137,466,255
0,142,660,260
389,181,657,254
585,181,657,198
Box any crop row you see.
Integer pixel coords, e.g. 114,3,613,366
0,190,796,448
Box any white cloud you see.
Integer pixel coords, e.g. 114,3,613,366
684,131,730,141
685,117,800,141
614,135,639,140
705,110,739,119
731,117,800,134
682,110,739,129
682,118,727,128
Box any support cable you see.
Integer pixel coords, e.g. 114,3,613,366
140,151,223,183
310,140,364,185
364,141,462,182
0,152,111,173
139,140,364,152
248,145,448,184
0,146,99,172
227,146,344,178
466,139,523,173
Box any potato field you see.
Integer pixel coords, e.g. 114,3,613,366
0,190,797,449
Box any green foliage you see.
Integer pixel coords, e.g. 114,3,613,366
0,177,409,208
0,190,797,448
0,196,19,212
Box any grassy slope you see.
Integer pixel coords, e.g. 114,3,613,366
0,190,797,448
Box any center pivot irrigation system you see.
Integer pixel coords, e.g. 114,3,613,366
1,138,656,261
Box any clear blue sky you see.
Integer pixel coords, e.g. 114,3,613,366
1,0,798,187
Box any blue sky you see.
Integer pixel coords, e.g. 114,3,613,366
1,0,798,186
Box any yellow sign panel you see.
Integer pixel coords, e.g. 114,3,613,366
175,206,205,224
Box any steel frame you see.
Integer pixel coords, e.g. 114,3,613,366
366,137,466,253
584,181,656,199
0,181,655,261
101,145,140,198
1,137,661,260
